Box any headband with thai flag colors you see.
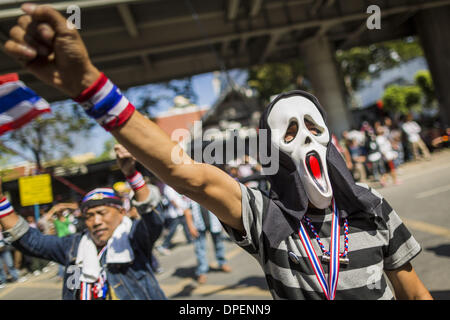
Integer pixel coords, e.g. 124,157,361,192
80,188,123,213
74,73,135,131
0,73,51,135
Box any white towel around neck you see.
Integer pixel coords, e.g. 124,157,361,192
75,215,134,283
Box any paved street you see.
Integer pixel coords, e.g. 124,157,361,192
1,149,449,300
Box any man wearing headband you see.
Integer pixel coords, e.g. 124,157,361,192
2,4,432,300
0,177,165,299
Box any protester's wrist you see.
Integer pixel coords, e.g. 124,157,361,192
0,197,14,219
79,64,102,97
68,64,101,98
73,71,135,131
122,167,136,178
126,170,146,192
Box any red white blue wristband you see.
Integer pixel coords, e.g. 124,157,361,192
74,73,135,131
0,197,14,218
126,171,146,191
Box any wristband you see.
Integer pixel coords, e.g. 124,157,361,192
74,73,135,131
0,197,14,218
126,171,146,191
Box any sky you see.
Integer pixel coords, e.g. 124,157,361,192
2,69,248,166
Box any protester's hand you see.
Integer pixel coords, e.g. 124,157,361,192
44,203,78,219
128,207,140,220
346,161,353,170
114,144,136,177
188,224,199,239
3,3,100,98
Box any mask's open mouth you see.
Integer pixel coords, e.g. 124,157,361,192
305,151,328,193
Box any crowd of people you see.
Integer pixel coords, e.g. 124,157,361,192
0,199,85,287
335,113,448,187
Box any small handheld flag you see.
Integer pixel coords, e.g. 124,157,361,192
0,73,51,135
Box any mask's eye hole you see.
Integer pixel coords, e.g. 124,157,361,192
284,120,298,143
304,116,323,136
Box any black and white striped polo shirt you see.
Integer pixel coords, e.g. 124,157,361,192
223,183,421,300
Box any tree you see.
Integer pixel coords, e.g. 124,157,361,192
382,85,423,115
414,70,436,108
246,37,424,105
0,101,95,170
90,137,117,163
126,77,198,117
247,60,307,103
0,143,14,165
336,37,424,90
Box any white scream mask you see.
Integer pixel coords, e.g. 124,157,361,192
267,96,333,209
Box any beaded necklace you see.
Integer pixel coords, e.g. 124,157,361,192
302,215,349,265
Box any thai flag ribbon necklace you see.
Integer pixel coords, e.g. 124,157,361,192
297,198,349,300
80,245,108,300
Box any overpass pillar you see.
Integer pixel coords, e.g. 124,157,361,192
415,6,450,126
300,35,351,137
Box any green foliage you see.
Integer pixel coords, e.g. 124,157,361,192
0,143,14,161
0,101,96,168
127,77,198,117
247,60,307,103
384,39,424,61
0,167,14,182
336,37,424,90
414,70,435,107
381,70,436,116
92,138,117,163
382,85,423,115
403,86,422,109
247,37,424,103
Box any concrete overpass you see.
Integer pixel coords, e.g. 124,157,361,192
1,0,450,134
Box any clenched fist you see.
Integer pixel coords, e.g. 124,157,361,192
114,144,137,177
3,3,100,97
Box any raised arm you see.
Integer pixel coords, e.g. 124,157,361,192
111,112,243,232
3,3,243,232
0,179,20,231
42,203,78,221
114,143,150,202
0,178,74,265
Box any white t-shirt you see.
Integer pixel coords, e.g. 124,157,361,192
347,130,366,146
402,121,421,143
163,185,188,219
376,135,398,161
238,164,253,178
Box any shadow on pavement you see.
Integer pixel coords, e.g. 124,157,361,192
430,290,450,300
172,265,242,279
426,244,450,258
172,266,197,280
171,283,197,299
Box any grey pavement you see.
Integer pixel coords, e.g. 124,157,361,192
1,149,449,300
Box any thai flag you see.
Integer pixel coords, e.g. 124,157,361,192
0,73,51,135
